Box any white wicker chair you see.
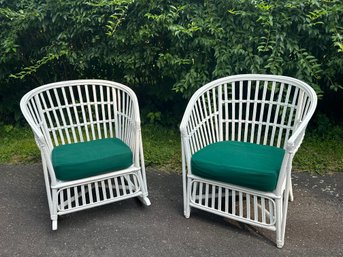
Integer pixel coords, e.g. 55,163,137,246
20,79,150,230
180,74,317,248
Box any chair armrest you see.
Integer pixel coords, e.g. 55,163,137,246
180,124,193,167
286,121,307,154
34,132,48,149
180,125,190,147
180,125,188,139
27,122,49,150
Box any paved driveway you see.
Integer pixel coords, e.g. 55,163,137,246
0,164,342,257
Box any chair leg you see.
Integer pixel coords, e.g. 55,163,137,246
289,176,294,202
52,219,58,230
136,170,151,206
138,196,151,206
280,182,291,248
276,184,291,248
182,145,190,218
184,178,191,218
275,198,284,248
51,189,58,231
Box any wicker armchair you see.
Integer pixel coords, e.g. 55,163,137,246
20,80,150,230
180,74,317,248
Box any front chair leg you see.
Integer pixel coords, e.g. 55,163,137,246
275,198,284,248
52,218,58,230
184,178,191,218
138,196,151,206
51,189,58,231
289,177,294,202
136,170,151,206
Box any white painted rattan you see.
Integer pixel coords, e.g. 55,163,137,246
180,74,317,248
20,79,150,230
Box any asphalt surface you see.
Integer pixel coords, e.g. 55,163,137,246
0,164,342,257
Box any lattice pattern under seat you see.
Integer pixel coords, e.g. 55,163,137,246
189,179,276,228
57,173,141,213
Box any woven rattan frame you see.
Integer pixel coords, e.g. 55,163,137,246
180,74,317,248
20,79,150,230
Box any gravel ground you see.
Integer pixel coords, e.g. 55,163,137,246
0,164,342,257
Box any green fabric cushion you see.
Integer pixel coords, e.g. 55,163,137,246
52,138,133,181
191,141,285,192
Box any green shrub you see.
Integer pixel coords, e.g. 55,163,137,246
0,0,342,125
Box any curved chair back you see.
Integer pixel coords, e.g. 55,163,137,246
181,74,317,155
20,80,140,152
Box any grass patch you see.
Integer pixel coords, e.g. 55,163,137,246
0,125,40,163
293,126,343,173
0,124,342,173
142,124,181,172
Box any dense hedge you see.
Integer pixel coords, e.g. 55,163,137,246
1,0,342,125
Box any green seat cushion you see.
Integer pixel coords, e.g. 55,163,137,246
191,141,285,191
52,138,133,181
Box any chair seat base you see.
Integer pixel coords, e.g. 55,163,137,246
185,174,289,248
51,168,149,229
188,176,277,230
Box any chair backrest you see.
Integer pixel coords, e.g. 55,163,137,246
180,74,317,155
20,80,140,151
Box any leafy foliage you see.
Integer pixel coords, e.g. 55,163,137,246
0,0,342,125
